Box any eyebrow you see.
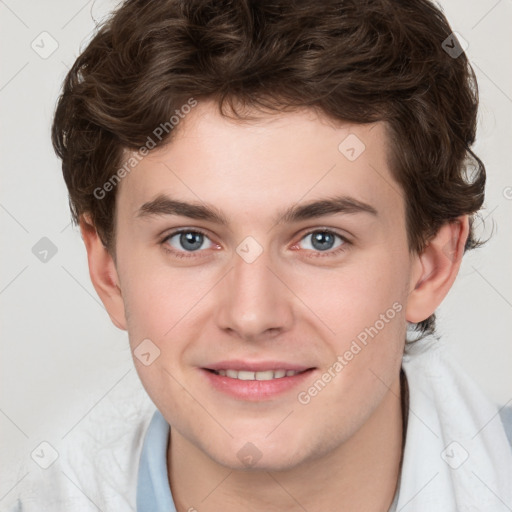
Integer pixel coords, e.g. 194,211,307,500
136,193,378,225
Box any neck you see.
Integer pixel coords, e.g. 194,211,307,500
168,373,405,512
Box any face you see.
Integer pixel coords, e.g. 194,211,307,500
113,100,414,471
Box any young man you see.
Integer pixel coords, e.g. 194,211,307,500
13,0,512,510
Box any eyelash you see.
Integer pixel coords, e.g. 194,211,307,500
160,228,350,259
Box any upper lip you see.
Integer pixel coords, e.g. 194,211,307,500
204,360,315,372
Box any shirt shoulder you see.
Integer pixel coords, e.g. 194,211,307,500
4,372,156,512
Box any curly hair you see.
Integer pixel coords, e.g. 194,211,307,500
51,0,486,338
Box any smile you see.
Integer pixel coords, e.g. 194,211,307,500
209,369,306,380
201,367,316,401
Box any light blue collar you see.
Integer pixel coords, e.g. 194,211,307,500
136,409,176,512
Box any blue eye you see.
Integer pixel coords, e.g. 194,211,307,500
163,230,213,254
161,228,349,260
299,230,346,253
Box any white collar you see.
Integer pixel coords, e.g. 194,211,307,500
396,338,512,511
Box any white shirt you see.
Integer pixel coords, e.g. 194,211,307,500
4,338,512,511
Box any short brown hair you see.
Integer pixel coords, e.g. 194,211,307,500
51,0,486,337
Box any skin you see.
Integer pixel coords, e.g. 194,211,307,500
80,99,469,511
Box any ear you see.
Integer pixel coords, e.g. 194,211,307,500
79,214,127,330
406,215,470,323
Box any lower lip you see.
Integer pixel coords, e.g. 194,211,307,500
200,368,316,401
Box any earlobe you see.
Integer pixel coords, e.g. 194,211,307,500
405,216,470,324
79,214,127,331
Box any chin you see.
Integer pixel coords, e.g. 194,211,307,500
204,436,312,473
218,452,306,473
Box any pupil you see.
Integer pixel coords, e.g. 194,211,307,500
312,232,334,251
181,232,203,251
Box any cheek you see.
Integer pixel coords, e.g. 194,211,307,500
294,251,408,392
292,252,408,342
294,275,406,436
118,246,203,339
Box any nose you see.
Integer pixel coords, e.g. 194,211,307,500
215,245,295,342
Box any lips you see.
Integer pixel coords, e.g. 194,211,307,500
207,368,308,381
200,364,317,400
204,360,314,373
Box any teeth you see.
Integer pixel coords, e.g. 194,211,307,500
213,369,302,380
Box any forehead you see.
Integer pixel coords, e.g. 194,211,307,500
116,99,404,228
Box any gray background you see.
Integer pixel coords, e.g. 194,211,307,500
1,0,511,505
